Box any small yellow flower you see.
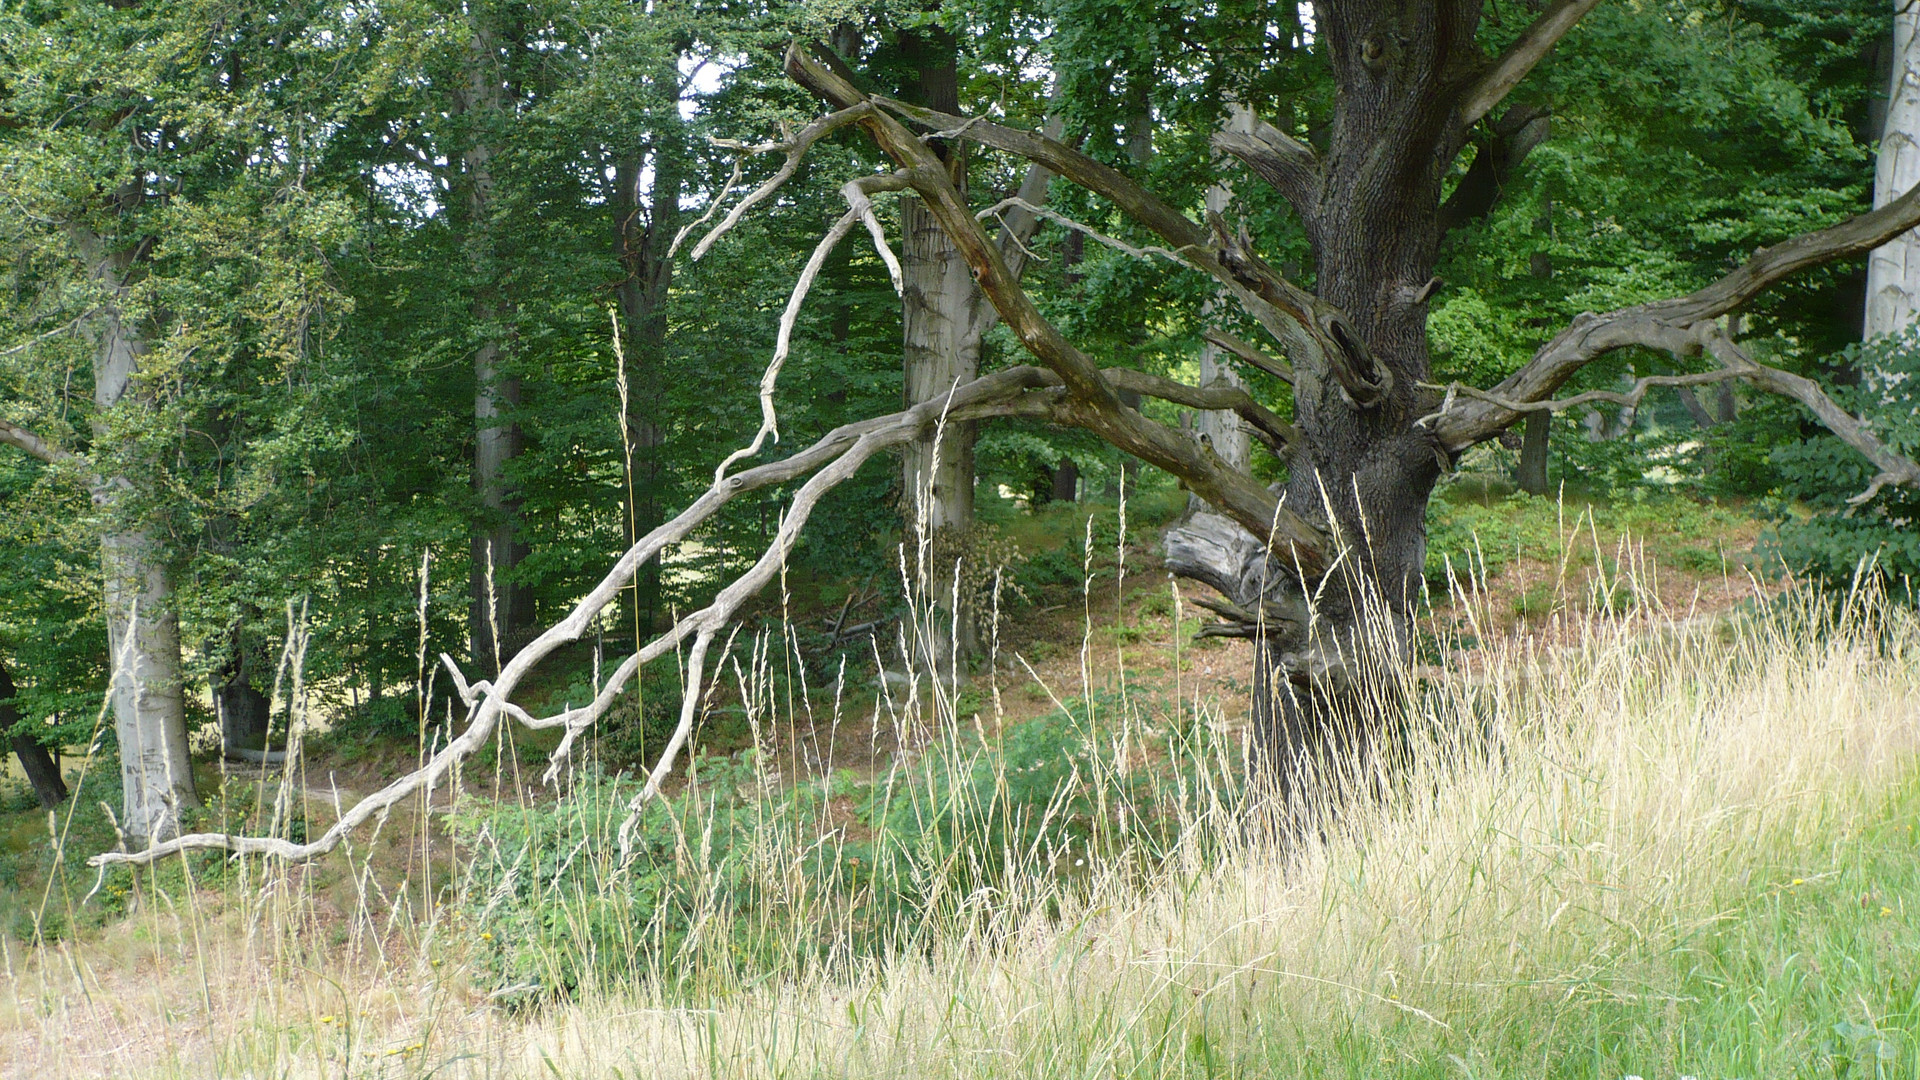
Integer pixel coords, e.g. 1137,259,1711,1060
319,1016,336,1025
1883,906,1895,917
480,931,493,941
1791,879,1804,887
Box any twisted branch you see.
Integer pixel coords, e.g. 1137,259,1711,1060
89,368,1065,868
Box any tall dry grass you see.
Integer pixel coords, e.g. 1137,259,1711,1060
6,569,1920,1078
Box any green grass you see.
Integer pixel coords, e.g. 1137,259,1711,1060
1426,483,1762,589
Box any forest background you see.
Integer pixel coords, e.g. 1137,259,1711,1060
2,0,1908,813
7,2,1920,1077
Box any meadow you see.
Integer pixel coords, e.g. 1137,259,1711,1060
3,495,1918,1080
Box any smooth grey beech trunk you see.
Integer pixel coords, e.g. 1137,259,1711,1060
92,304,196,844
896,33,1063,680
1869,0,1920,338
901,193,986,672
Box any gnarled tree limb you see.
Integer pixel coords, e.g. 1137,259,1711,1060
784,42,1332,574
1418,367,1743,423
1700,332,1920,506
853,86,1365,411
1432,181,1920,449
0,417,85,471
1202,328,1294,384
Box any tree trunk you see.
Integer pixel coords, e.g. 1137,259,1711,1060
459,15,532,672
1051,457,1079,503
901,192,983,675
1516,410,1551,494
93,306,196,844
1868,1,1920,338
613,147,681,637
1168,8,1481,801
216,629,273,758
1193,145,1251,498
2,663,67,809
899,28,983,677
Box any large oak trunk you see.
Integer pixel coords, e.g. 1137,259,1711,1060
1173,4,1480,797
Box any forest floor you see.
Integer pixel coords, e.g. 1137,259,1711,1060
3,479,1878,1080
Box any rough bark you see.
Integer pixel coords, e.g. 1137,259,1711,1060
2,663,68,809
1516,410,1550,493
1868,0,1920,337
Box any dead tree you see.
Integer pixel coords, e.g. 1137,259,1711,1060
87,4,1920,869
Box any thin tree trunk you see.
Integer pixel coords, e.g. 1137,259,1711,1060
1868,1,1920,338
1050,457,1079,503
1518,203,1555,494
1516,410,1550,493
1193,118,1251,497
1675,385,1717,430
613,112,682,637
459,15,531,672
2,663,67,810
216,625,273,757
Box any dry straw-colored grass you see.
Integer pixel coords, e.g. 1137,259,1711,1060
6,580,1920,1079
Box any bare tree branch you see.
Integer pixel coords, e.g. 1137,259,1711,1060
1458,0,1606,132
1432,181,1920,449
713,170,912,483
852,86,1367,404
784,42,1333,573
1701,332,1920,506
665,159,744,260
992,114,1069,287
0,307,100,359
686,104,877,261
1103,367,1300,455
973,196,1191,266
1418,367,1743,424
88,368,1069,869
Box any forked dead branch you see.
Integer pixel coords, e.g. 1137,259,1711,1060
85,7,1920,867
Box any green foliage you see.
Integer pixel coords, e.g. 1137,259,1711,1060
451,691,1240,1000
1769,330,1920,586
1425,482,1757,591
